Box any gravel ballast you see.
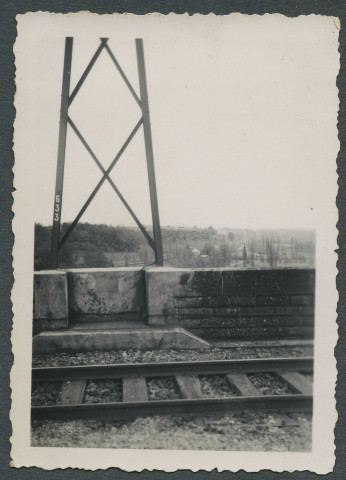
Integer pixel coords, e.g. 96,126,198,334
32,346,313,368
147,377,180,400
247,373,292,395
84,379,122,404
31,412,312,451
31,382,61,406
199,375,237,398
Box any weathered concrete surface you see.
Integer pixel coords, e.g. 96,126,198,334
70,321,147,330
70,312,144,325
190,326,314,340
211,338,314,348
145,267,315,315
34,271,68,320
145,267,315,339
221,269,315,295
32,326,211,354
66,268,145,315
33,267,315,342
33,318,68,334
145,267,222,317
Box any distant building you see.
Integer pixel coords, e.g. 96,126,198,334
242,244,248,266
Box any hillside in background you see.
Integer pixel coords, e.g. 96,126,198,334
34,223,315,270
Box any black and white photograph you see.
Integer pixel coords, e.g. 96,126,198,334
11,12,338,472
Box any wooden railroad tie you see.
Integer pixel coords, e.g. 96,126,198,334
32,358,314,421
57,380,87,405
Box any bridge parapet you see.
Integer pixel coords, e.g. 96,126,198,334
33,267,145,333
34,266,315,340
145,267,315,339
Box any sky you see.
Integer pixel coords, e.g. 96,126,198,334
15,13,339,230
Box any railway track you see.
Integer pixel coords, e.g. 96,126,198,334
31,357,313,422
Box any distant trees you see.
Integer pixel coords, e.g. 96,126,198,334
34,223,315,270
219,243,231,266
35,222,142,270
201,242,215,256
208,226,217,237
265,238,278,267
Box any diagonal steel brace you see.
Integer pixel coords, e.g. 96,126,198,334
66,116,155,250
59,118,144,249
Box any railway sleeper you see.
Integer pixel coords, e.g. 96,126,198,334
32,358,314,421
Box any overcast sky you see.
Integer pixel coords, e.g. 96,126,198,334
15,13,339,230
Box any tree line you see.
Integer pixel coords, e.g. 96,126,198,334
34,222,315,270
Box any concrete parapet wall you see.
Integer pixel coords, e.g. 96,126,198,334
34,267,315,340
33,271,68,333
33,267,145,332
145,267,315,339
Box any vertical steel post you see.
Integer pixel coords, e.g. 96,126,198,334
135,38,163,266
50,37,73,269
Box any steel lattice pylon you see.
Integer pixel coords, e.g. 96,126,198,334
50,37,163,268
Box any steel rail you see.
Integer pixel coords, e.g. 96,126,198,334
32,357,313,382
31,394,313,421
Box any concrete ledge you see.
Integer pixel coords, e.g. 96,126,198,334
33,327,211,354
189,325,314,340
211,338,314,348
34,271,68,320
